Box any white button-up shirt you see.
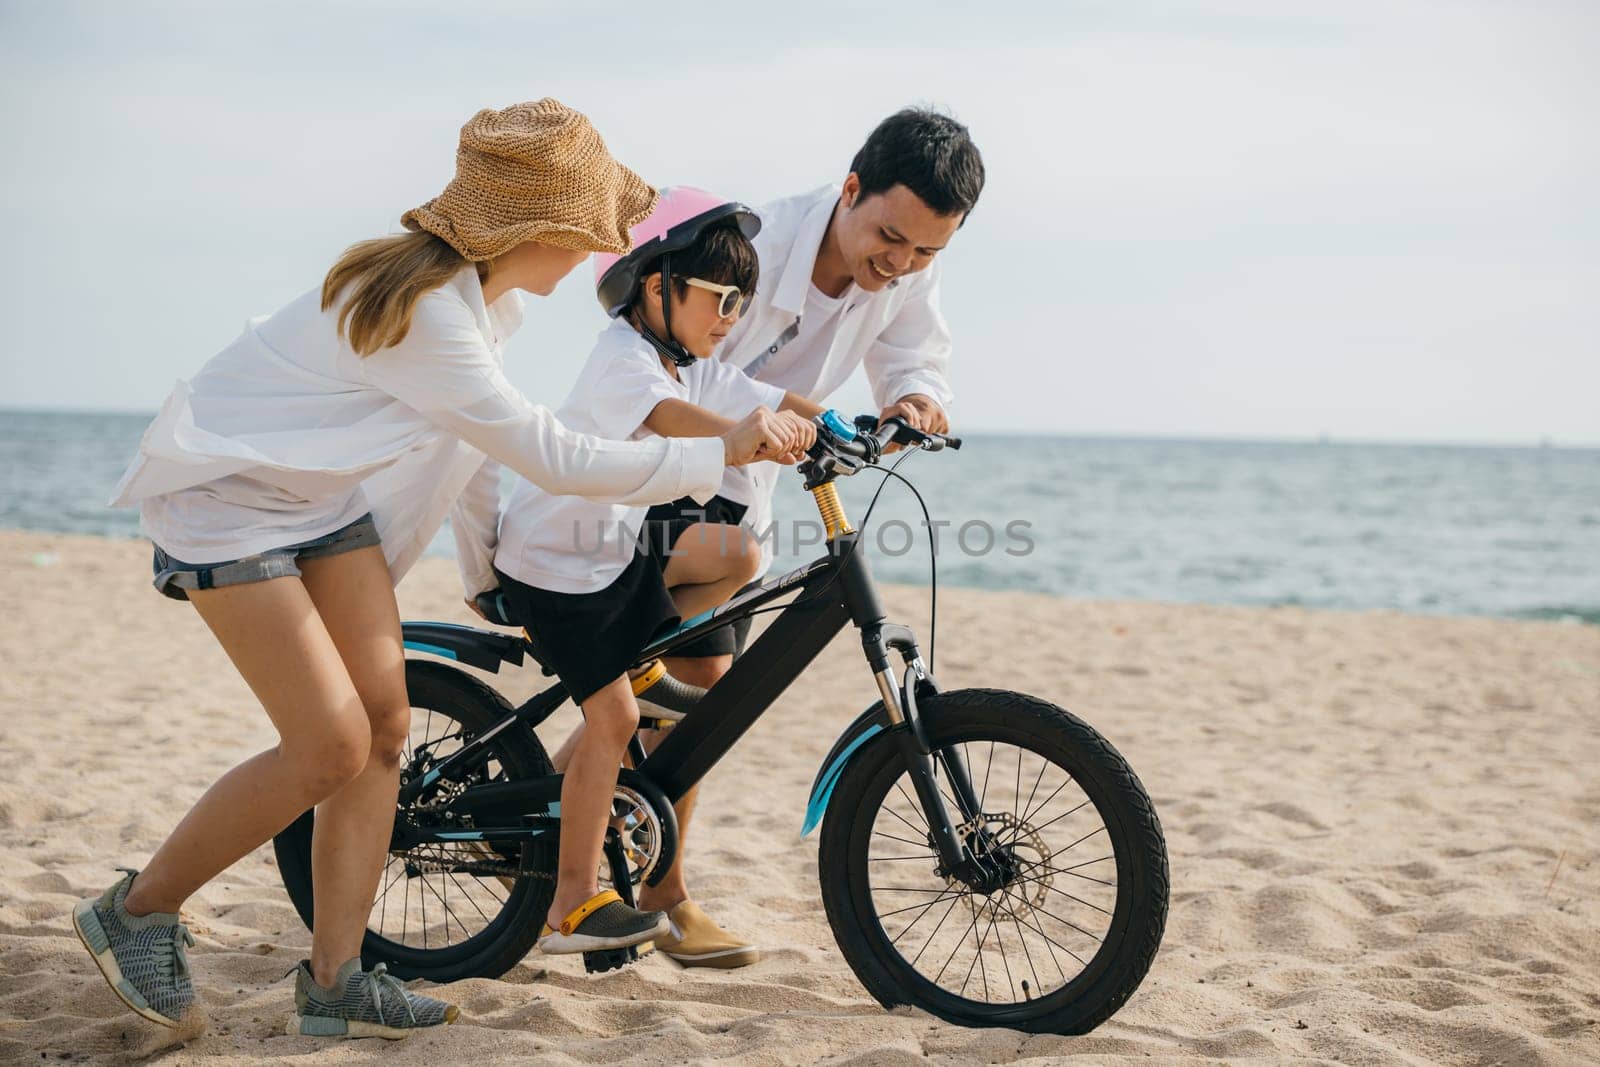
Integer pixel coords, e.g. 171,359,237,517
110,265,725,595
714,184,957,569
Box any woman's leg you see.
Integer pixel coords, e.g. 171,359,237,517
122,577,375,919
549,676,639,925
296,546,409,987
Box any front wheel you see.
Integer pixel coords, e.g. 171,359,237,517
818,688,1168,1034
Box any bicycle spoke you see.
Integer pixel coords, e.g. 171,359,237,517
444,868,495,926
958,894,990,1000
1007,798,1093,846
1017,755,1048,830
416,869,461,942
887,888,967,946
933,897,986,984
893,782,931,833
877,891,966,920
872,885,956,893
1008,894,1044,998
1010,867,1115,914
881,803,927,838
1001,883,1083,972
908,891,966,968
989,900,1017,1004
979,740,996,811
872,829,932,850
1022,896,1105,945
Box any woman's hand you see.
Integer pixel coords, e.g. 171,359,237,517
723,406,812,466
464,596,489,620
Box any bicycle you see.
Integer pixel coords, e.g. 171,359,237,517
272,411,1170,1034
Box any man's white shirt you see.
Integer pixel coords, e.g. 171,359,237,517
713,184,957,569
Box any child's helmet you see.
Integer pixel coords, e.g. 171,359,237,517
594,186,761,317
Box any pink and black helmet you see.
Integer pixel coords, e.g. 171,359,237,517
594,186,761,318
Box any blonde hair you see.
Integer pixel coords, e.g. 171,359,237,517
321,231,489,356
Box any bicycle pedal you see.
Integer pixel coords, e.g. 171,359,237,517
581,945,640,974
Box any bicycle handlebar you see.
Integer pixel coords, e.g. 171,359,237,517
802,410,961,483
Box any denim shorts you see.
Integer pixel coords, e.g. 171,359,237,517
152,513,382,601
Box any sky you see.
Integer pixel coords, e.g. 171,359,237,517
1,0,1595,444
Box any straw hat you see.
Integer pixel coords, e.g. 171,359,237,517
401,99,657,261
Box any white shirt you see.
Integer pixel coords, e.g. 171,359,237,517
110,265,727,596
710,185,957,564
746,281,856,398
494,319,785,594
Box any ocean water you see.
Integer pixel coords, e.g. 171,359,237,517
2,410,1596,624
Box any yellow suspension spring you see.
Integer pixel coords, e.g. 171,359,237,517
812,482,853,539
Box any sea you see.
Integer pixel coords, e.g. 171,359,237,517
2,410,1596,625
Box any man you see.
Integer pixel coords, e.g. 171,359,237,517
635,107,985,968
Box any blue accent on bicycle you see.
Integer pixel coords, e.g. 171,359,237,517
404,640,458,661
801,723,884,836
820,408,857,441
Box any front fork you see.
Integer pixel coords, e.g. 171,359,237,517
863,623,995,890
816,476,995,890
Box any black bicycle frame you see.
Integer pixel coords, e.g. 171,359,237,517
406,522,987,884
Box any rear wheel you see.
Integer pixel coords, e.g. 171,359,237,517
818,688,1168,1034
273,659,556,981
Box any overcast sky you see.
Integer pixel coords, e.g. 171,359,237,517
1,0,1595,444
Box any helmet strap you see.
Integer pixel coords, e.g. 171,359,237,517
640,253,697,368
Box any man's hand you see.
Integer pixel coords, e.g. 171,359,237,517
878,393,949,452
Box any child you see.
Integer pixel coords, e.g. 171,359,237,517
487,188,824,953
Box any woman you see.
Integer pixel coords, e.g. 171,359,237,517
72,99,801,1040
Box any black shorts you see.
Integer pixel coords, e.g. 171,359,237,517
494,551,680,707
638,494,754,658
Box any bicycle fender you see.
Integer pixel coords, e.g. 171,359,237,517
801,702,895,837
402,621,526,674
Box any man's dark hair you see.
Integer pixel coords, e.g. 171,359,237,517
850,108,985,219
628,219,760,311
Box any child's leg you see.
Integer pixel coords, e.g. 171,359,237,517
549,675,640,925
659,523,761,619
635,525,756,915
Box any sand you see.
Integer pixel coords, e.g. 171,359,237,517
1,528,1597,1064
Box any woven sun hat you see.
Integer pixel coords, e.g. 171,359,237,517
401,99,658,261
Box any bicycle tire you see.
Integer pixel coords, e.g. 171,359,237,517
818,688,1168,1033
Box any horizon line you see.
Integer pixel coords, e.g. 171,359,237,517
1,404,1595,453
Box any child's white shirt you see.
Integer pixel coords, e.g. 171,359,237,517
494,319,785,594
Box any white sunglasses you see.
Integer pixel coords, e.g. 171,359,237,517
683,277,752,319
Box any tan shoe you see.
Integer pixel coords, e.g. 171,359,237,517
652,901,760,969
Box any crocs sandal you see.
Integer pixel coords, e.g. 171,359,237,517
631,660,705,724
537,890,668,955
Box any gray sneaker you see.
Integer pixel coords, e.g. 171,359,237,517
290,957,458,1039
72,867,196,1028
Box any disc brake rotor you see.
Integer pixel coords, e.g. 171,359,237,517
950,812,1053,922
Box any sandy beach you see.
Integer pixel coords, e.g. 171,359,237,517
1,528,1596,1064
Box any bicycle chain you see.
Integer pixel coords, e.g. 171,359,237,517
400,851,554,882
